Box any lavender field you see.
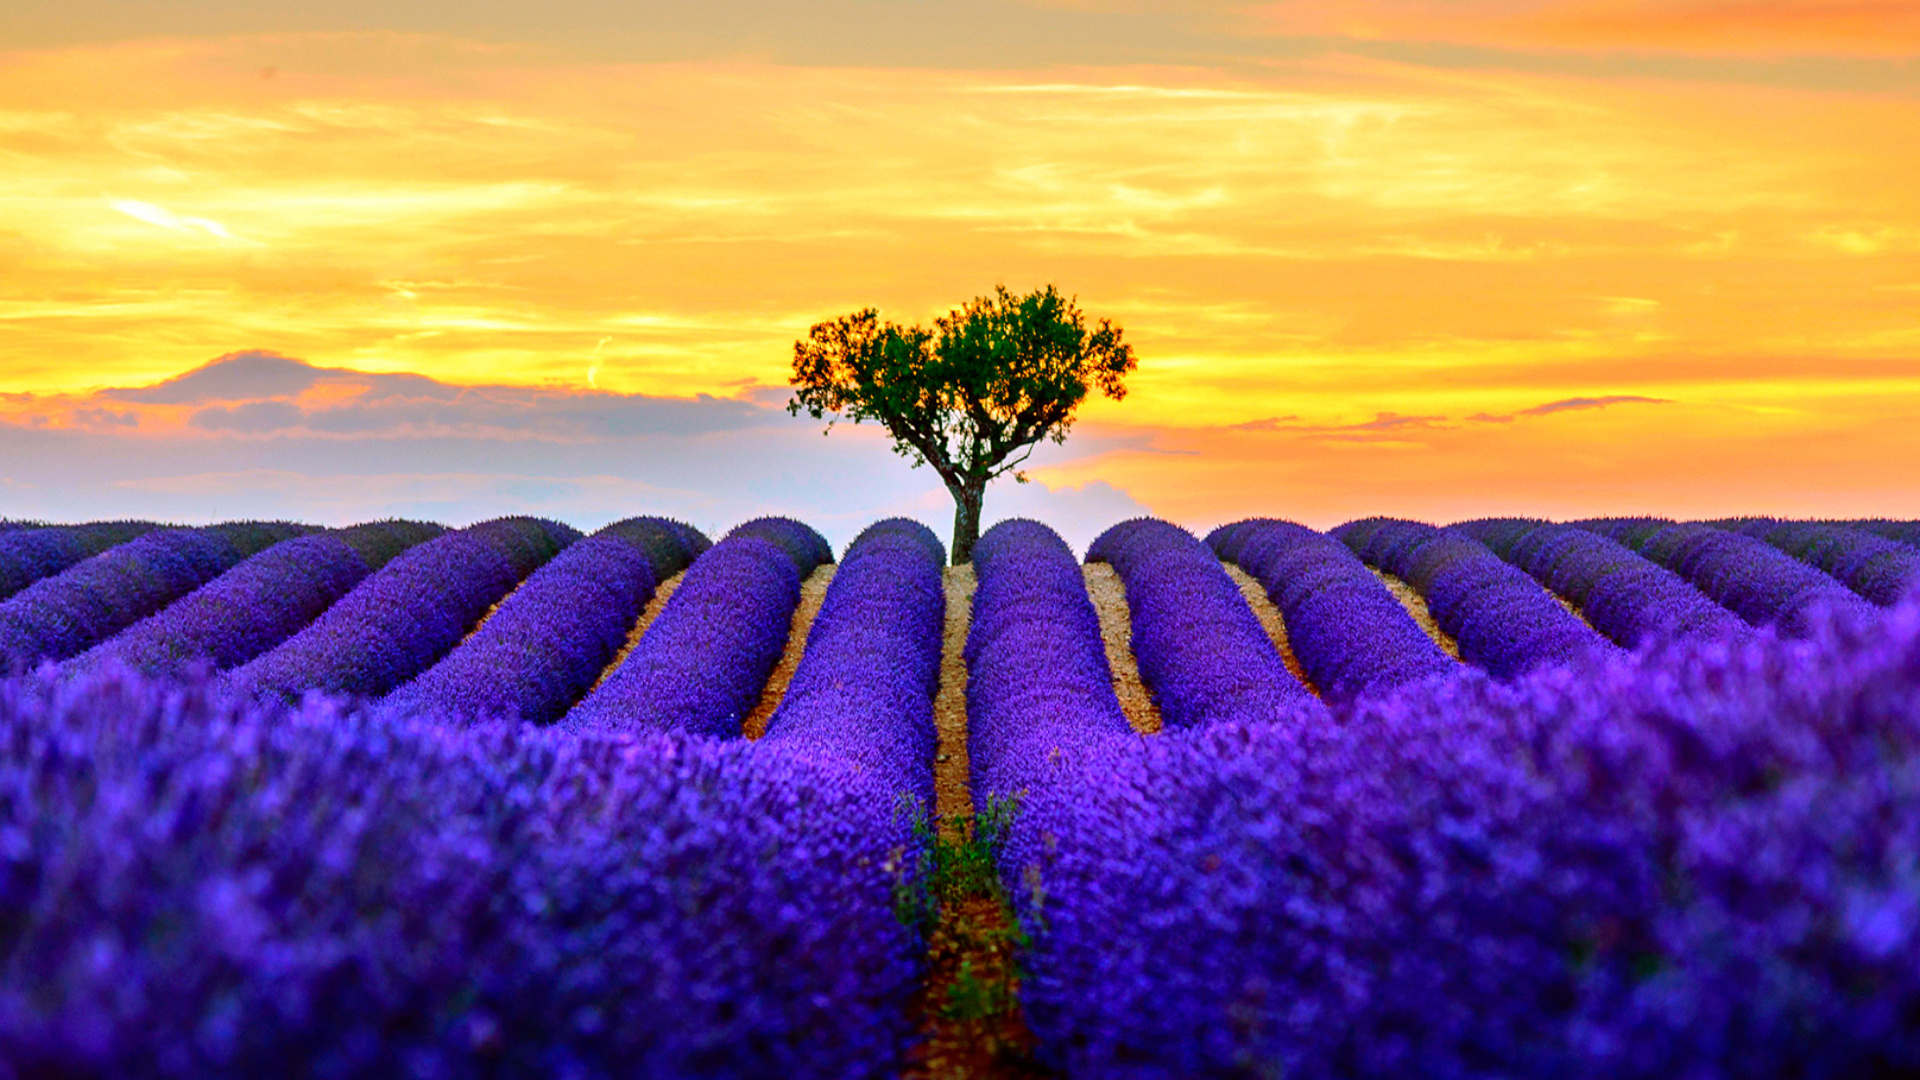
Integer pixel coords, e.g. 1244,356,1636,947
3,513,1918,1078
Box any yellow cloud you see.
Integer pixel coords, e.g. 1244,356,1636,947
1,33,1917,518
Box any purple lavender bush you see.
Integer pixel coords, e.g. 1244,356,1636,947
1580,518,1875,635
1455,518,1748,648
964,519,1139,913
560,518,829,737
991,592,1920,1078
1718,518,1920,607
1838,519,1920,549
1210,518,1455,701
760,518,942,801
0,669,921,1078
0,521,159,601
387,518,709,726
66,521,444,679
0,523,311,668
1336,517,1616,678
1088,518,1315,723
223,517,577,702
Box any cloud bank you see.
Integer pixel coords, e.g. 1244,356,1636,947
0,351,1149,554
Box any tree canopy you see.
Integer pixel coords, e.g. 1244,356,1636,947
788,284,1136,563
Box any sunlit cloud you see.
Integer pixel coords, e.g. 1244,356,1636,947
0,29,1916,523
1237,0,1920,56
109,198,239,240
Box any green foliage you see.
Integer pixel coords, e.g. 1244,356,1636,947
788,284,1137,562
890,793,1022,933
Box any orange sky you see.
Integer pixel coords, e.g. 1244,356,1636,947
2,3,1917,529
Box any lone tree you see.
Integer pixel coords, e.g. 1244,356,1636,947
788,284,1136,564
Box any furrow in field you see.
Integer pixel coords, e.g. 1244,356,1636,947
1369,565,1462,660
383,519,708,726
221,517,578,702
1454,518,1748,648
904,562,1048,1080
1222,562,1319,697
560,517,830,737
1080,563,1161,735
585,570,683,697
742,564,834,740
1339,518,1617,679
1577,518,1875,635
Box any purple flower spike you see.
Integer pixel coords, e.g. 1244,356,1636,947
1455,518,1749,648
1088,517,1317,725
223,517,577,702
561,517,829,737
1336,517,1617,678
0,667,928,1077
1717,518,1920,607
760,517,943,809
64,520,442,679
976,588,1920,1077
0,521,159,601
0,522,311,667
388,517,709,726
1210,518,1455,701
1579,518,1876,635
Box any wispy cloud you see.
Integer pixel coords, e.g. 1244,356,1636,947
0,351,1148,551
110,199,241,241
1517,394,1670,417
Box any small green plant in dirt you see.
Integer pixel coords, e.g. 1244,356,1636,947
892,793,1021,933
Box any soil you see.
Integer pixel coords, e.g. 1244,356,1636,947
1368,567,1463,660
900,565,1053,1080
742,565,833,740
1080,563,1162,734
582,569,685,697
453,574,531,649
1221,563,1321,697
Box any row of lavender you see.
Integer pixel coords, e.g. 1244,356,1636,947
977,516,1920,1077
5,506,1920,1076
16,509,1913,690
1,517,945,1077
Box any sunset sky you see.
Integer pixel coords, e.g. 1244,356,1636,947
2,1,1917,544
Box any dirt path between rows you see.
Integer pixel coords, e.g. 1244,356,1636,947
581,569,685,697
902,564,1050,1080
452,573,532,651
1368,567,1463,660
743,565,834,740
1221,563,1321,697
1080,563,1162,735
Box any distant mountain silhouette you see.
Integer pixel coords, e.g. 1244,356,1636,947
101,351,327,404
100,350,469,406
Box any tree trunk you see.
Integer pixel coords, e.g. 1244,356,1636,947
950,483,985,565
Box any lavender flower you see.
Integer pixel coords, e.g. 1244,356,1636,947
991,594,1920,1077
964,518,1141,908
561,517,830,737
223,517,578,702
1455,518,1749,647
1579,518,1876,635
0,667,922,1078
0,521,158,601
1088,518,1315,724
66,521,444,679
760,518,942,809
1336,517,1617,677
387,518,709,726
1837,519,1920,548
1718,518,1920,607
0,523,311,667
1210,518,1456,700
